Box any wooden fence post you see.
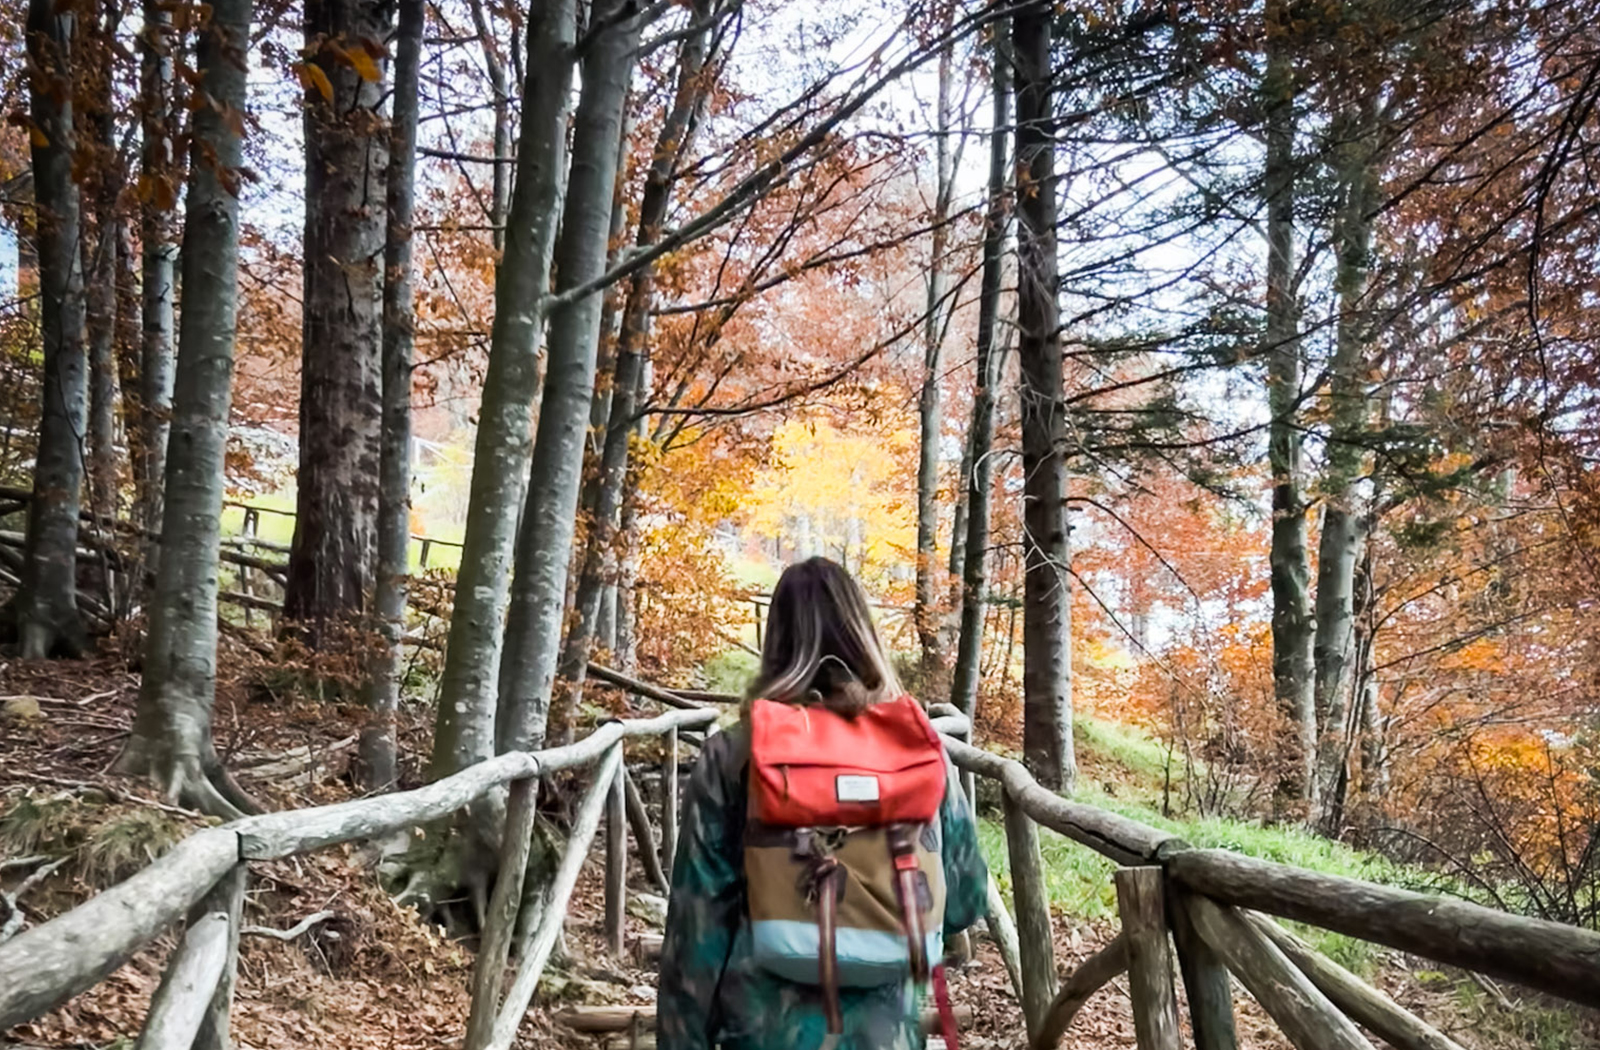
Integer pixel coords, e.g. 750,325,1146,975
605,758,627,957
662,726,679,877
1115,867,1181,1050
191,863,245,1050
1169,889,1238,1050
1003,792,1056,1041
622,768,668,894
134,911,233,1050
465,774,540,1050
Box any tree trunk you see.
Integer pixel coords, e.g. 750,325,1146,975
614,479,642,675
19,0,89,658
137,0,179,557
1012,0,1075,793
427,0,578,780
914,6,955,688
498,0,642,753
84,7,122,546
467,0,509,251
285,0,391,638
118,0,256,817
950,46,1008,726
1263,0,1315,807
553,1,713,738
362,0,423,793
1313,116,1378,824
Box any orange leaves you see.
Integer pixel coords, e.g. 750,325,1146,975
297,34,386,103
294,61,335,103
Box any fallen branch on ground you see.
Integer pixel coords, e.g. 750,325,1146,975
240,910,337,942
0,857,67,942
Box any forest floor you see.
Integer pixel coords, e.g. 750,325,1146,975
1,648,1596,1050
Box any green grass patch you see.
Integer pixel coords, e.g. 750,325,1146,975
1075,714,1175,786
701,649,759,695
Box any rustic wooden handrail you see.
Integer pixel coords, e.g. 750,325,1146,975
0,707,715,1032
938,728,1600,1050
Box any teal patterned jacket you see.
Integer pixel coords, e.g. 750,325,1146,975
658,723,988,1050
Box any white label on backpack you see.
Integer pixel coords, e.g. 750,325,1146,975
836,774,881,803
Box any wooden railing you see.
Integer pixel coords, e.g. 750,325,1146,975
0,706,717,1050
937,726,1600,1050
5,680,1600,1050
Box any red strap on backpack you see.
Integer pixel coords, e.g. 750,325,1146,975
932,964,959,1050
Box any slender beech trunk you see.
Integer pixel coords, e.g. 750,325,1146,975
1013,1,1074,792
467,0,509,249
950,49,1009,724
613,471,643,675
1263,0,1315,806
118,0,255,817
362,0,423,793
137,0,179,555
1313,118,1378,822
498,0,642,752
84,8,121,545
915,9,955,686
286,0,391,636
552,3,713,737
19,0,88,658
427,0,578,778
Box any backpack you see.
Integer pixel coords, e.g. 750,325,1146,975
742,694,949,1036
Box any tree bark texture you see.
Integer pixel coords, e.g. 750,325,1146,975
119,0,256,818
286,0,391,634
915,6,955,686
498,0,642,752
1013,1,1075,792
84,8,122,542
950,46,1008,725
554,0,713,732
1263,0,1315,806
363,0,423,792
1313,115,1378,822
137,0,180,552
429,0,578,779
20,0,89,658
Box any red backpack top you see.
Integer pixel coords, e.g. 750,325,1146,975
747,693,947,827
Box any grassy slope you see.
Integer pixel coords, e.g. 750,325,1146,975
977,715,1400,972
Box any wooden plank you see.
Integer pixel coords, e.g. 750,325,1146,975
606,761,627,956
133,912,232,1050
1169,848,1600,1009
1184,894,1369,1050
1115,867,1180,1050
556,1004,972,1034
191,864,246,1050
1032,932,1128,1050
235,708,716,859
1246,912,1468,1050
943,735,1178,865
622,767,668,894
465,776,540,1050
1003,791,1057,1041
487,744,624,1050
1170,889,1238,1050
0,828,238,1030
662,726,679,877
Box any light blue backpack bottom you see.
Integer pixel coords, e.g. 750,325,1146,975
750,918,943,987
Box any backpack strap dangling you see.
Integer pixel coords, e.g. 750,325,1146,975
886,824,929,983
815,860,845,1040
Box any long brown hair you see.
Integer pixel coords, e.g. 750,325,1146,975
748,557,902,717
